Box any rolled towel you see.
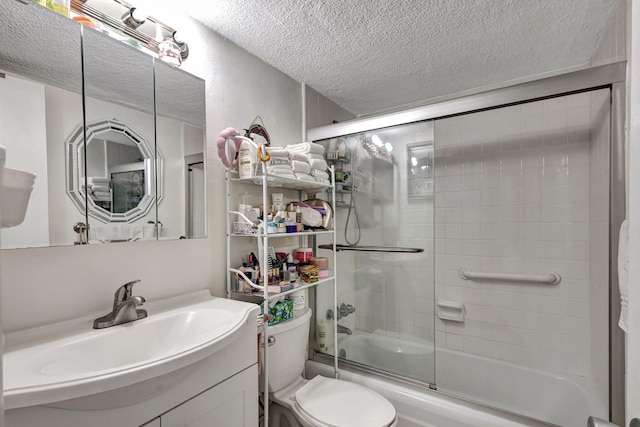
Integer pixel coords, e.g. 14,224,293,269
294,172,316,182
291,160,311,174
287,142,325,155
265,147,289,157
312,170,329,179
309,158,328,171
288,151,308,162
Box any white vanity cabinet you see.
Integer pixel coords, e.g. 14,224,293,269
160,365,257,427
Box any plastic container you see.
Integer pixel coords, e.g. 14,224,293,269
295,247,313,263
310,256,329,269
1,166,37,228
289,289,307,312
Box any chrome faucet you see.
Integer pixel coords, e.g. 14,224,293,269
326,303,355,321
337,324,352,335
93,280,147,329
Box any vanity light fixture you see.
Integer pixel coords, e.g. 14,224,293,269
121,6,147,29
172,31,189,61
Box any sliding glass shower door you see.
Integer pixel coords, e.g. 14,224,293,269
431,89,610,426
314,120,436,385
312,88,612,427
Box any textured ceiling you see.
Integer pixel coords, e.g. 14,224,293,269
173,0,617,116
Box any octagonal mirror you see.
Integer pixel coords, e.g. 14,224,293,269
66,119,161,224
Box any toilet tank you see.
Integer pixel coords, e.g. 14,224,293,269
260,308,312,392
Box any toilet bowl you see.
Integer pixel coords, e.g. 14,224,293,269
261,308,397,427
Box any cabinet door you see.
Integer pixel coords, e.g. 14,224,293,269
162,365,258,427
140,418,160,427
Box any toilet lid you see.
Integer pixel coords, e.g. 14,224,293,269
295,376,396,427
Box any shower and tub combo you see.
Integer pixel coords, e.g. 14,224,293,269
307,63,626,427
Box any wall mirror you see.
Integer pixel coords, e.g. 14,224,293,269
81,28,158,243
0,1,206,248
154,59,206,239
0,1,85,249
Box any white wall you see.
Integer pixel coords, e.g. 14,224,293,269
0,7,305,332
591,0,627,67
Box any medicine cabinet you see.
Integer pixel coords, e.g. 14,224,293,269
0,0,206,249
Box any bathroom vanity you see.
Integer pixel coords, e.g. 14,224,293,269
4,291,259,427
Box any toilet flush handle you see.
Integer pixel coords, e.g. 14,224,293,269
261,336,276,347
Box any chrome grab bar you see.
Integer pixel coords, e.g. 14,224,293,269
318,244,423,253
459,268,561,285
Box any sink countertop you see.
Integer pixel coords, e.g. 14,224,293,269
3,289,260,409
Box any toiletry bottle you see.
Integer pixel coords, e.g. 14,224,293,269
238,140,254,179
296,205,302,224
317,317,328,352
288,204,297,222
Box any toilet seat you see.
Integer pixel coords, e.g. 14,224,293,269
294,376,396,427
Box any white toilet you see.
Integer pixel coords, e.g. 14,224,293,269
261,308,397,427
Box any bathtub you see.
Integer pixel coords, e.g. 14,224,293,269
312,331,608,427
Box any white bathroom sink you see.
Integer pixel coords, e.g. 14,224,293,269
3,290,257,409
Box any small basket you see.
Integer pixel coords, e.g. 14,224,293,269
233,221,256,235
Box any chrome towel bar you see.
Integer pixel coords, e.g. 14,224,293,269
459,268,561,285
318,244,424,253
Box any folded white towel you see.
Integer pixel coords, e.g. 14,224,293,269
81,176,110,186
266,165,294,172
314,177,331,185
91,185,110,193
265,158,291,166
619,219,629,333
267,169,296,178
288,151,309,162
307,153,325,161
312,170,330,179
287,142,325,155
92,195,111,202
89,224,143,242
309,158,328,171
291,160,311,174
92,189,111,196
294,172,315,182
265,147,289,157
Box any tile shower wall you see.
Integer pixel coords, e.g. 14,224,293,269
433,90,610,378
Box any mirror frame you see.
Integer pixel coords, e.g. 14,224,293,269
65,119,163,223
